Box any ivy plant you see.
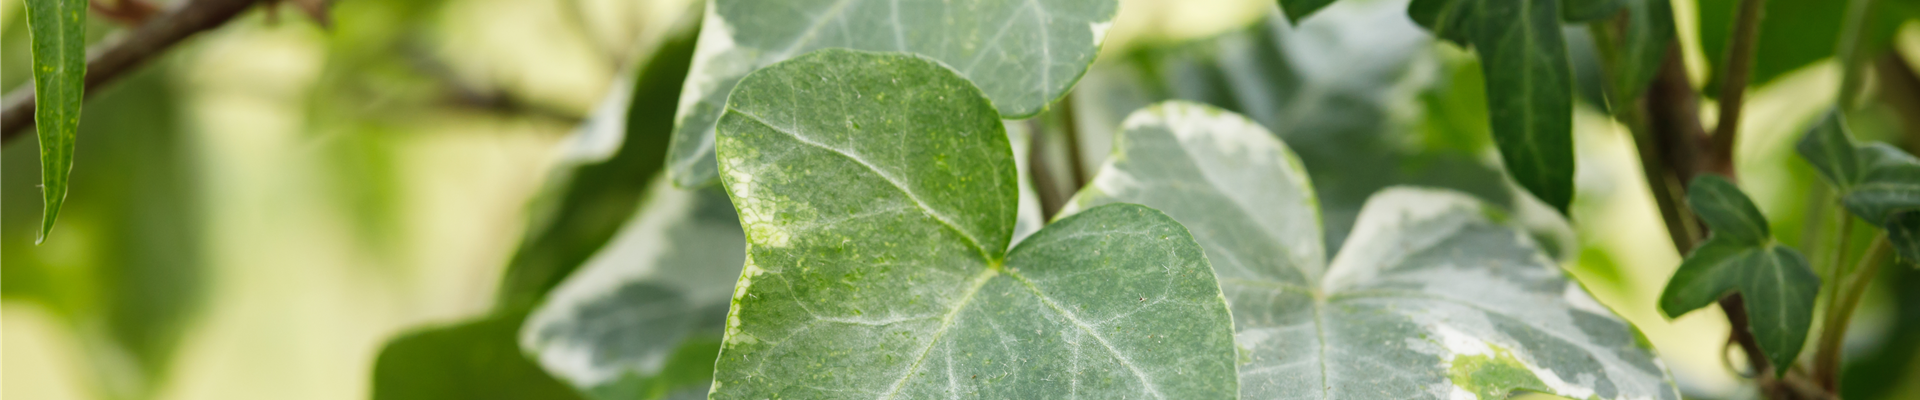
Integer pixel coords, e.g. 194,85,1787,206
1065,101,1675,399
709,49,1239,398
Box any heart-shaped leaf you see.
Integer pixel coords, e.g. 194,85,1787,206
1796,111,1920,266
1410,0,1577,214
1658,175,1818,375
709,49,1238,399
24,0,87,243
666,0,1121,187
1065,101,1676,399
520,180,744,400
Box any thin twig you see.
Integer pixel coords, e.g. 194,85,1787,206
1056,92,1088,190
1834,0,1878,107
1027,119,1068,221
1704,0,1768,176
1,0,266,145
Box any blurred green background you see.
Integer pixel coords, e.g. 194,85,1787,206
2,0,1917,399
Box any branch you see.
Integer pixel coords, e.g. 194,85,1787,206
1,0,265,145
1704,0,1769,176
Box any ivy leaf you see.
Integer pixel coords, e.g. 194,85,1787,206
666,0,1120,187
494,20,699,311
710,49,1238,399
518,181,743,400
1074,5,1529,255
1795,111,1920,266
24,0,86,243
373,314,587,400
1066,102,1676,399
1409,0,1577,214
1659,175,1818,376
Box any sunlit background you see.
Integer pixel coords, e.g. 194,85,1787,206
3,0,1918,399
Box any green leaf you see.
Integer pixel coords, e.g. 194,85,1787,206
1795,111,1920,267
1611,0,1675,101
1695,0,1915,93
710,49,1238,399
495,21,699,311
1659,175,1818,376
373,314,587,400
666,0,1121,187
1066,101,1677,399
520,181,743,400
1415,0,1577,214
24,0,86,243
1076,6,1529,254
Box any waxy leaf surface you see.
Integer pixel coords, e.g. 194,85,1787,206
667,0,1119,187
710,50,1238,399
1658,175,1818,375
24,0,86,242
1066,101,1676,399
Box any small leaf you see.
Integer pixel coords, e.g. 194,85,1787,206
1410,0,1578,214
372,314,587,400
1797,111,1865,190
521,182,743,400
711,49,1238,399
666,0,1121,187
25,0,87,243
1067,101,1677,399
1686,175,1772,244
1660,175,1818,376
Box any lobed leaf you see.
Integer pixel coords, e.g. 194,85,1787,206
1795,111,1920,266
1067,101,1676,399
666,0,1120,187
1659,175,1819,375
1410,0,1578,214
709,49,1238,399
24,0,87,243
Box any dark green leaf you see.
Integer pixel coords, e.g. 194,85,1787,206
520,182,743,400
372,314,586,400
710,49,1238,399
1660,175,1818,376
1066,101,1677,399
1687,175,1772,244
1888,212,1920,266
1694,0,1914,92
1797,111,1865,190
24,0,86,243
494,22,699,311
666,0,1121,187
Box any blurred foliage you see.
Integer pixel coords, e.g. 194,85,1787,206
371,313,582,400
2,67,206,400
1695,0,1919,95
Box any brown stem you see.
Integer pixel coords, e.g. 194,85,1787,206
1,0,266,145
1705,0,1768,176
1027,119,1068,221
1056,92,1088,190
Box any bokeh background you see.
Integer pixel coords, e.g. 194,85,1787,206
2,0,1917,399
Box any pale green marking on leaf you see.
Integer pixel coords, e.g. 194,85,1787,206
1066,102,1677,399
667,0,1121,187
1447,344,1552,400
24,0,88,243
709,49,1238,399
